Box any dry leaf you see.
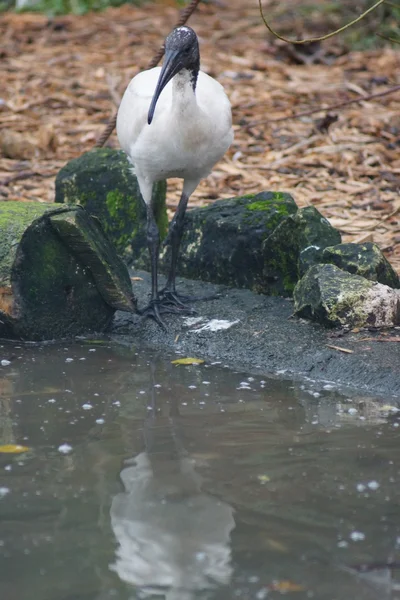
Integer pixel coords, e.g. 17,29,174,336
270,580,306,592
0,130,37,159
0,444,30,453
380,404,400,413
171,357,205,365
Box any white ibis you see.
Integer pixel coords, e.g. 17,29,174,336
116,26,233,329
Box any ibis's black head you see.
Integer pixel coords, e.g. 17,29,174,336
148,26,200,125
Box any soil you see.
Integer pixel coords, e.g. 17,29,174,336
113,270,400,400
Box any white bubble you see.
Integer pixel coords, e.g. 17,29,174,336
350,531,365,541
367,480,380,490
58,444,72,454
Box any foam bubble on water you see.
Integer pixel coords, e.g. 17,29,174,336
350,531,365,542
367,480,380,490
58,444,72,454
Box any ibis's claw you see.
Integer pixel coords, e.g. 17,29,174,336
160,289,220,309
137,299,168,331
137,297,196,330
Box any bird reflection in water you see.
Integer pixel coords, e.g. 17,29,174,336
109,398,235,600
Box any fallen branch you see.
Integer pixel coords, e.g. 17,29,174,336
326,344,354,354
0,170,36,186
0,169,55,187
358,337,400,342
246,84,400,127
94,0,203,148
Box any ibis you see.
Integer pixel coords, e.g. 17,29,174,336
117,26,233,329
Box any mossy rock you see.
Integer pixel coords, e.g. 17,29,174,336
156,191,298,292
0,201,136,340
322,242,400,289
55,148,167,262
263,206,342,296
293,263,400,328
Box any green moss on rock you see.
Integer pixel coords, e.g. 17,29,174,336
294,263,400,328
263,206,342,296
322,242,400,289
0,201,135,340
55,148,167,262
0,201,52,288
294,264,373,326
157,191,298,291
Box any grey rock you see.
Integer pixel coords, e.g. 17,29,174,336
322,242,400,289
294,263,400,327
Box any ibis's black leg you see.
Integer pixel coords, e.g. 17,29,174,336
160,192,219,309
138,203,191,330
137,204,166,329
160,192,190,308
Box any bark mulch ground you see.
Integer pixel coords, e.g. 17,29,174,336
1,0,399,273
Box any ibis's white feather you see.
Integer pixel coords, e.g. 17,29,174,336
116,66,233,202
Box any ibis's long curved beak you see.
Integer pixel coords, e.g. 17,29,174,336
148,49,182,125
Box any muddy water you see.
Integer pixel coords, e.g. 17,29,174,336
0,341,399,600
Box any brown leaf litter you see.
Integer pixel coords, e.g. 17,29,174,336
0,0,399,273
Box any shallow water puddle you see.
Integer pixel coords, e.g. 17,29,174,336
0,341,399,600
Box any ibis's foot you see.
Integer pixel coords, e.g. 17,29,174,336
137,299,168,331
137,298,195,330
160,289,220,309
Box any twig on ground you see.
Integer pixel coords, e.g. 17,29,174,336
246,84,400,127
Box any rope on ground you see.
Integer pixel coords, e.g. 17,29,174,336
93,0,203,148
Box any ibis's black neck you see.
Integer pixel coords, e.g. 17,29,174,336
173,63,200,103
189,62,199,92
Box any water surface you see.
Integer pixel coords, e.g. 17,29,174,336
0,341,399,600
